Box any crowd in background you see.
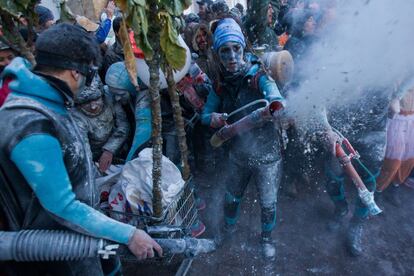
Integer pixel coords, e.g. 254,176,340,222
1,0,414,274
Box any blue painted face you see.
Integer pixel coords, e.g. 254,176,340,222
218,42,244,74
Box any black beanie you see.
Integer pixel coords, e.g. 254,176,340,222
35,5,54,26
35,23,101,73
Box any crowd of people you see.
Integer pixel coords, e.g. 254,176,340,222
0,0,413,274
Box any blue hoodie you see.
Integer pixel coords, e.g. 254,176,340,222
0,58,135,244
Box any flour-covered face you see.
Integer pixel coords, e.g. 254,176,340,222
218,42,244,74
80,97,104,115
109,87,131,105
114,91,130,105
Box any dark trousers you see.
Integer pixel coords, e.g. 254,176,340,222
224,155,282,236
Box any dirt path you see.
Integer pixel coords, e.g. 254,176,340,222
188,172,414,276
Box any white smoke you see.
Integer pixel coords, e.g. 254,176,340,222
287,0,414,122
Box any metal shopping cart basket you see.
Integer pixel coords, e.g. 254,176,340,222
101,176,200,265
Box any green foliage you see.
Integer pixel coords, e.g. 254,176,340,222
59,0,76,23
128,3,152,59
0,0,35,17
160,12,186,70
161,0,192,17
0,0,37,64
116,0,190,69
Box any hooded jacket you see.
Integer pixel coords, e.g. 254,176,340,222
72,92,130,161
244,0,280,50
0,58,135,244
183,22,216,81
202,61,285,162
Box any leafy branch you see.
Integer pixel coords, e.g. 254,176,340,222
116,0,191,217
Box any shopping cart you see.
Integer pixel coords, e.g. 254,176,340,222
101,176,200,265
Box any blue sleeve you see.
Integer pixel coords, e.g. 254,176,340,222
201,90,221,125
11,134,135,245
259,75,286,106
126,107,152,161
95,19,112,44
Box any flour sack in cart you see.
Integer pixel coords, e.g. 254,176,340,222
109,148,185,216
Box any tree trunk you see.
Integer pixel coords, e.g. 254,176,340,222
147,11,163,218
166,65,191,181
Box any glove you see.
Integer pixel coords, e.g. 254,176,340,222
270,101,285,122
98,150,113,173
210,112,228,128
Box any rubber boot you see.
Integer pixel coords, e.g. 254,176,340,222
261,205,277,260
261,232,276,260
386,184,401,207
215,193,240,246
327,200,348,232
346,219,364,257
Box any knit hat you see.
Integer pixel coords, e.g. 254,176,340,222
34,5,54,27
211,1,229,15
213,18,245,52
35,23,100,75
105,62,136,93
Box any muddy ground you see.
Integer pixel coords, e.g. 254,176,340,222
127,168,414,276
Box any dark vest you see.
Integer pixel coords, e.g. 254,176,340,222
0,95,96,231
216,65,281,163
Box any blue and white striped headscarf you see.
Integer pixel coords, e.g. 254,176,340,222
213,18,246,52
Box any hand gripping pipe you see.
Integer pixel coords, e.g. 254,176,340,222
117,238,216,259
0,230,216,262
335,140,382,216
210,100,284,148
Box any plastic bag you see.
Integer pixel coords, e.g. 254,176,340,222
109,148,185,217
